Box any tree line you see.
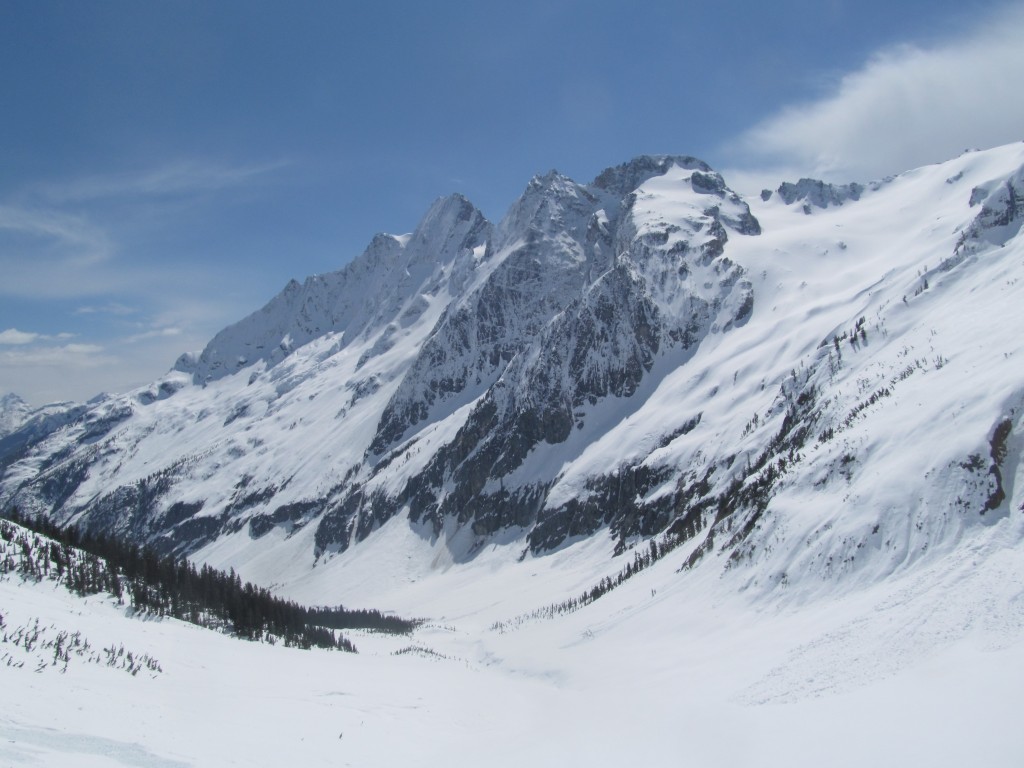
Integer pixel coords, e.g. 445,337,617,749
2,508,417,650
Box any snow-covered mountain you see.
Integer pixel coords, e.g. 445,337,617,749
4,144,1024,767
2,144,1023,606
0,393,31,438
0,395,86,465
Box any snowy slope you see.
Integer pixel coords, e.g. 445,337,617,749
3,512,1023,768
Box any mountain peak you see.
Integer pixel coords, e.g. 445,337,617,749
423,191,478,218
591,154,712,197
0,392,31,438
517,169,586,205
410,193,490,256
0,392,28,408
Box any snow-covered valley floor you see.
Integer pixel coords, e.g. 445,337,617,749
4,513,1023,768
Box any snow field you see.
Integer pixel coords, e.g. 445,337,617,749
4,508,1024,767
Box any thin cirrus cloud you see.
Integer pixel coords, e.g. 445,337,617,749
123,327,183,345
0,342,105,365
731,3,1024,182
0,204,114,269
29,159,288,204
0,203,120,301
74,302,139,316
0,158,285,301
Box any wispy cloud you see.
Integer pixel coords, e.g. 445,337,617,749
123,327,182,344
0,205,114,267
730,3,1024,182
75,302,139,316
0,157,284,402
30,159,288,204
0,157,285,301
0,342,108,368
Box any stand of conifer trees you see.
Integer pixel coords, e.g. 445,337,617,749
3,508,418,650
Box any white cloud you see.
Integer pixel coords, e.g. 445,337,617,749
0,326,207,404
0,328,75,345
731,3,1024,182
0,342,107,368
0,328,41,345
75,302,139,316
123,327,183,344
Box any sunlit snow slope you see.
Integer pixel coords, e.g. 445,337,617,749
3,511,1023,768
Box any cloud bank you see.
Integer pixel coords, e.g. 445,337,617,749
733,3,1024,182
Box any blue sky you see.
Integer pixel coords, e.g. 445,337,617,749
2,0,1022,405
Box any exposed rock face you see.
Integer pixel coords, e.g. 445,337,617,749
313,160,758,554
965,166,1024,245
768,178,865,211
